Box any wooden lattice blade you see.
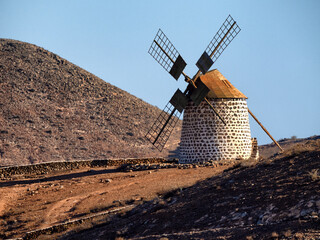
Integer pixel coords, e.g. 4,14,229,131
196,15,241,74
148,29,186,80
145,102,181,151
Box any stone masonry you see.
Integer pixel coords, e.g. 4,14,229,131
179,98,254,163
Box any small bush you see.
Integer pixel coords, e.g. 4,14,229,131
308,169,319,181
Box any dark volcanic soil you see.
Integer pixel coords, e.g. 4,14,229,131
0,39,181,166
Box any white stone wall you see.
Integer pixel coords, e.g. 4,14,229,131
179,98,252,163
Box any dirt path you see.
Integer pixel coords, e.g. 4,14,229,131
0,187,21,216
0,164,232,238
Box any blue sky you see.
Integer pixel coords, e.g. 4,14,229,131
1,0,319,145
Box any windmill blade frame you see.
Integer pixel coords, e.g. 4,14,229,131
145,101,182,152
196,15,241,75
148,29,187,80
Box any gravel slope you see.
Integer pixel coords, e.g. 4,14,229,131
0,39,181,166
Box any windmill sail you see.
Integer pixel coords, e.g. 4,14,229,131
196,15,241,74
146,15,241,151
145,101,181,151
148,29,187,80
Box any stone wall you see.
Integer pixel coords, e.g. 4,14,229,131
0,158,170,178
179,98,253,163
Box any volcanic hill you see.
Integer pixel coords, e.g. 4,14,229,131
0,39,181,166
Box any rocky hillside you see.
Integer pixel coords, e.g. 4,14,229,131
259,135,320,159
0,39,181,166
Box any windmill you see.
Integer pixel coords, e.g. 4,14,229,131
146,15,283,163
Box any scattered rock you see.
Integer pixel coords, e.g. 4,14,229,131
100,179,112,183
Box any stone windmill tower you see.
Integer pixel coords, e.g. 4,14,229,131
179,69,253,163
146,15,283,163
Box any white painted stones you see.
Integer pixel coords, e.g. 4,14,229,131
179,98,255,163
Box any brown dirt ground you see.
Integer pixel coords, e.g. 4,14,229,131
0,163,232,239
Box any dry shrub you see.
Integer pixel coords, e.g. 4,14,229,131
283,230,292,237
294,232,304,239
271,231,279,238
308,169,320,181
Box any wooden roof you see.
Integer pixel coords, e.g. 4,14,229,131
199,69,247,99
